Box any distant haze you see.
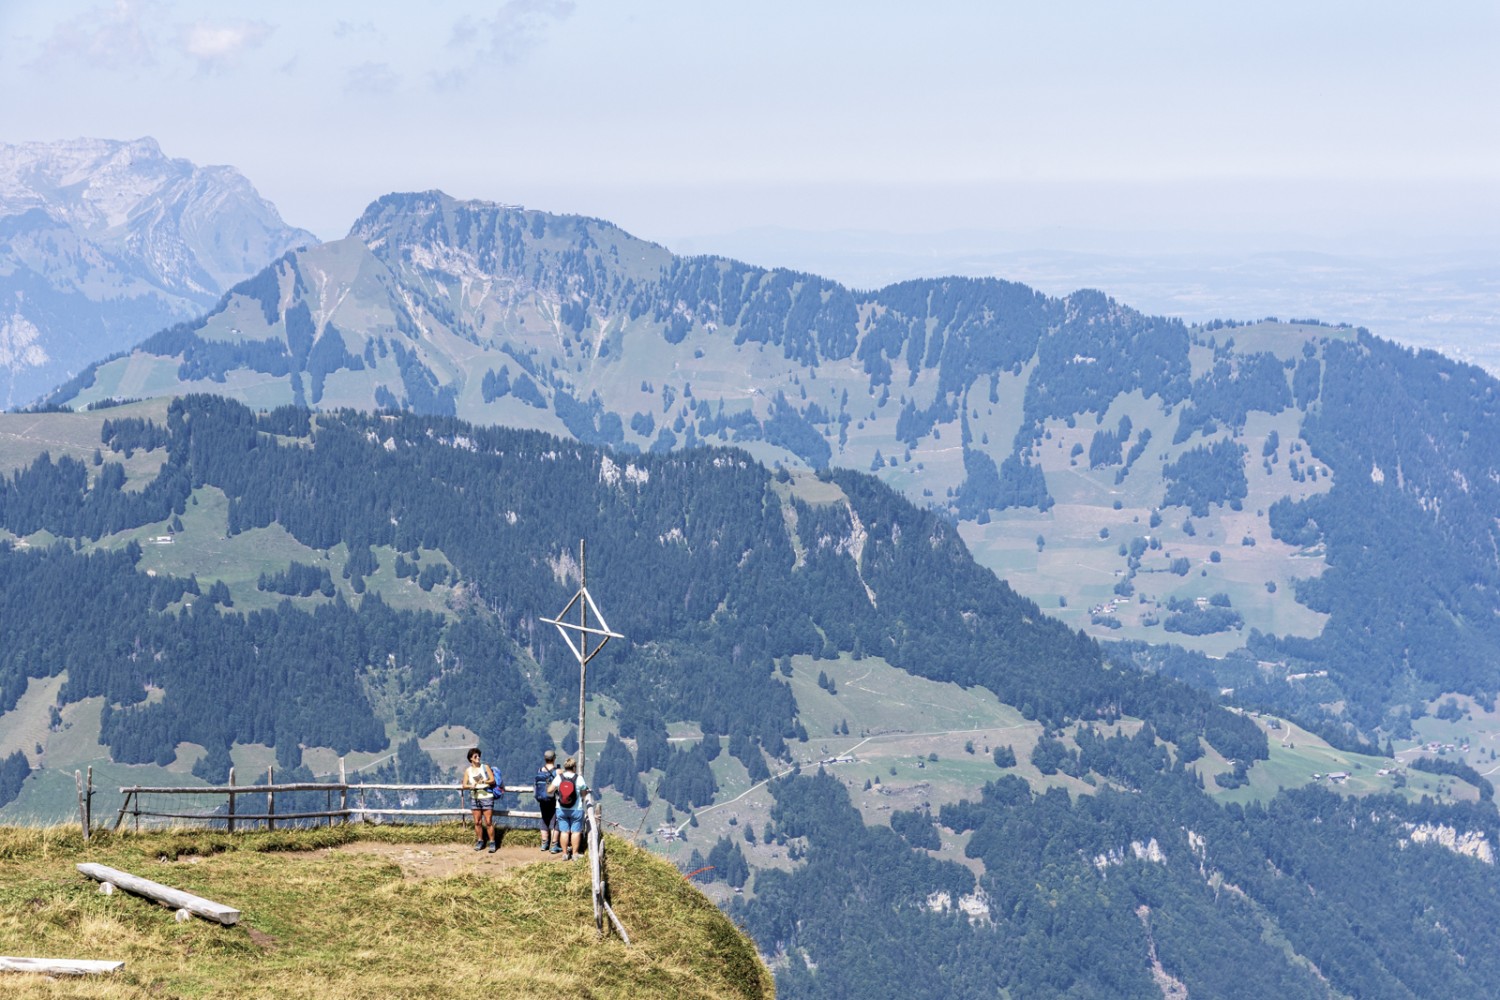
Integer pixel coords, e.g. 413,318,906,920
2,1,1496,366
674,224,1500,376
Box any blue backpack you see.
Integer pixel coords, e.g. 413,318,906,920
485,764,503,801
535,766,555,802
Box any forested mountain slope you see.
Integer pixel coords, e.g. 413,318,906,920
43,191,1500,744
0,397,1251,778
1,399,1498,998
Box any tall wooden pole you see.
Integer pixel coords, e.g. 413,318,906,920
578,539,588,779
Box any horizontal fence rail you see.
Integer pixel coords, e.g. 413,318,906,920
111,768,549,833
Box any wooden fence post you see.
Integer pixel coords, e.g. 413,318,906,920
74,770,87,841
266,766,275,832
226,768,236,834
113,791,134,832
339,758,347,825
589,798,603,934
86,766,94,837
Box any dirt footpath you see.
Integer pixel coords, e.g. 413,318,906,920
329,834,581,878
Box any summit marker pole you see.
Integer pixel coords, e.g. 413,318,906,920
540,539,623,782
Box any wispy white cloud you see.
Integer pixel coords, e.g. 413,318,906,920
178,18,273,73
333,20,378,41
345,60,399,97
36,0,166,71
439,0,575,87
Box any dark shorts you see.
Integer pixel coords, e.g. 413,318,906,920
471,797,495,815
538,798,557,831
556,806,584,833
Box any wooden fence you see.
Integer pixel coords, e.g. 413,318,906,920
111,766,544,832
79,766,627,941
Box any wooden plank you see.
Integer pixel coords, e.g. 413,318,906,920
126,809,347,822
0,956,124,975
77,863,240,926
347,807,544,819
117,782,531,794
118,782,348,794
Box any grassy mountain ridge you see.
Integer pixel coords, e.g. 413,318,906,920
0,823,772,999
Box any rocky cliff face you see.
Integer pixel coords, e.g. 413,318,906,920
0,137,315,407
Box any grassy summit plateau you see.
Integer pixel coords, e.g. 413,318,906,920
0,824,772,999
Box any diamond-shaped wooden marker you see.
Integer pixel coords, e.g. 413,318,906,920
540,542,624,782
542,584,622,666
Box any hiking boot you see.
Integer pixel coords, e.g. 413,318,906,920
551,845,563,854
472,840,485,851
565,852,574,860
540,842,551,852
487,841,498,854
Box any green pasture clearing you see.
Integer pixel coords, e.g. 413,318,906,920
1200,712,1466,808
360,545,457,618
121,487,334,609
0,401,171,487
968,400,1331,653
0,676,204,825
1221,321,1354,360
780,468,845,505
100,355,179,400
1403,693,1500,781
784,652,1028,740
0,674,65,774
86,486,458,618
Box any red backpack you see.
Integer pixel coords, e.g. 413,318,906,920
557,773,579,808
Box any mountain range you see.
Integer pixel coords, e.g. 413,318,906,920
0,137,315,408
42,188,1500,742
5,150,1500,995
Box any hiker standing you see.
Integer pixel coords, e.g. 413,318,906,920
535,749,560,853
547,756,590,860
461,747,498,854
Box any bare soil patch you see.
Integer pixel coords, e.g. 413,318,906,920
327,833,575,878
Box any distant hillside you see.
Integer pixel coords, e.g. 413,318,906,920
43,191,1500,742
3,401,1500,998
0,137,315,408
0,396,1252,791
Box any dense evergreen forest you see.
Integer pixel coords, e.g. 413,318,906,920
0,396,1259,785
738,743,1500,999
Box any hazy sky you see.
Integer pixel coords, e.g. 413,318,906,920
3,1,1497,253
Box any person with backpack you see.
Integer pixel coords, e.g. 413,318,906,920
461,747,499,853
534,749,560,854
546,756,590,860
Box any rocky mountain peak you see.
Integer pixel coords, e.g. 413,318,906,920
0,137,317,408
